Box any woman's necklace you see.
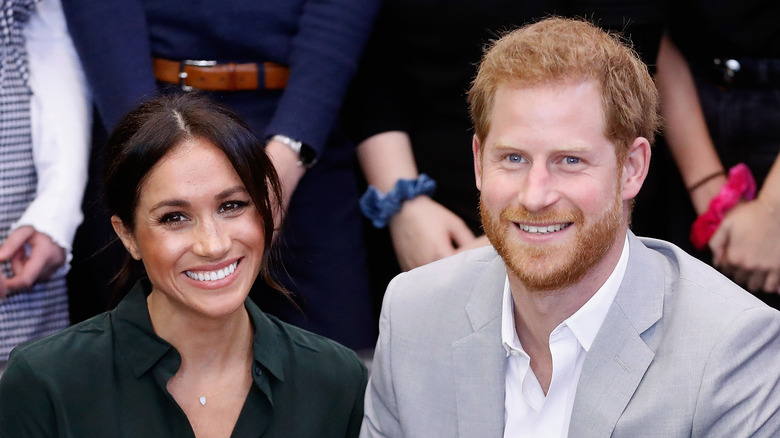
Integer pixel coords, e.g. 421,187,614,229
169,313,255,407
176,338,254,407
194,364,250,406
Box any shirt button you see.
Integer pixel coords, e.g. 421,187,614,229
253,363,263,376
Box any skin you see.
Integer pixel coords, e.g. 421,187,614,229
357,131,484,271
266,138,306,231
112,137,264,438
473,80,650,393
657,33,780,293
0,226,65,298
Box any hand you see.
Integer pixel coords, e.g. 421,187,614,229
389,196,477,271
709,199,780,293
265,139,307,233
0,226,66,298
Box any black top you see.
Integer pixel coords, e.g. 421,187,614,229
668,0,780,61
0,280,367,437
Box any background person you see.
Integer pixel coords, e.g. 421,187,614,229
0,93,367,437
654,0,780,301
0,0,90,373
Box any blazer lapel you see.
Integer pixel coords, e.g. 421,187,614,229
569,232,665,437
453,254,507,438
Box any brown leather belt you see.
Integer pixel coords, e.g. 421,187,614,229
152,57,289,91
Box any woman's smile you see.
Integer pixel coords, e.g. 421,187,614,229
185,259,240,282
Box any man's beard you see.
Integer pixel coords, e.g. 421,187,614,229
480,190,623,292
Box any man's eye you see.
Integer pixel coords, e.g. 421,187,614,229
507,154,524,163
564,156,580,165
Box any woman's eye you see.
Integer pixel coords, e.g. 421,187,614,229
159,212,187,224
219,200,250,214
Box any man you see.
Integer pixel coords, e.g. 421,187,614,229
360,17,780,437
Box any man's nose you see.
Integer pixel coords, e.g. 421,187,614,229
517,164,559,212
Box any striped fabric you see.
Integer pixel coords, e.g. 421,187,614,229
0,0,69,363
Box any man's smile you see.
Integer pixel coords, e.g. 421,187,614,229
515,222,572,235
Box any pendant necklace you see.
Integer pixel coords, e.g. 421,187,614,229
195,365,250,406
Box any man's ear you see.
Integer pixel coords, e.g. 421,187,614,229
473,134,483,191
621,137,651,201
111,215,141,260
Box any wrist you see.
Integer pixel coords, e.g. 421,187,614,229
690,174,727,215
389,195,430,226
690,163,756,249
756,195,780,225
268,134,317,168
360,174,437,228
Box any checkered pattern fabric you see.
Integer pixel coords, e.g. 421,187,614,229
0,0,69,363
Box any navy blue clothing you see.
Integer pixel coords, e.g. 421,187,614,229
62,0,381,349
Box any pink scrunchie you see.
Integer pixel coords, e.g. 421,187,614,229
690,163,756,250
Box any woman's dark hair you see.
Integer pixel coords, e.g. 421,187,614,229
103,92,286,297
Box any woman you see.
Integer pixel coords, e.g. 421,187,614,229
0,93,367,437
62,0,380,352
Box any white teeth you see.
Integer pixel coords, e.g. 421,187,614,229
186,261,238,282
518,223,570,234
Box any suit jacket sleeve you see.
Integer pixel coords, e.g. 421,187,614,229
692,305,780,435
360,275,403,438
263,0,382,154
60,0,156,131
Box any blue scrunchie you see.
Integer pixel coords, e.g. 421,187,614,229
360,174,437,228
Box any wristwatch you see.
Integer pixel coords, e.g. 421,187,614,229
270,134,318,168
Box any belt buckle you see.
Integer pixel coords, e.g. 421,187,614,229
179,59,218,91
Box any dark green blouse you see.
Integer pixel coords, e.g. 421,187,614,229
0,280,367,437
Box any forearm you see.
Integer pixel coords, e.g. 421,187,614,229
265,0,382,153
756,154,780,212
357,131,419,192
656,33,725,214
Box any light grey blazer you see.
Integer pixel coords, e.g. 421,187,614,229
360,232,780,437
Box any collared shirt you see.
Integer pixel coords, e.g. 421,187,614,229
0,280,367,437
502,236,630,438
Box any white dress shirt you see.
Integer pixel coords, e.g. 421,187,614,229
18,0,90,263
502,236,630,438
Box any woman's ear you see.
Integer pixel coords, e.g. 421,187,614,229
111,215,141,260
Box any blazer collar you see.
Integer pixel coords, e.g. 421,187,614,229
454,250,508,438
569,231,665,437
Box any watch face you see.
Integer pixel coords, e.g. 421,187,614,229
299,144,318,167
